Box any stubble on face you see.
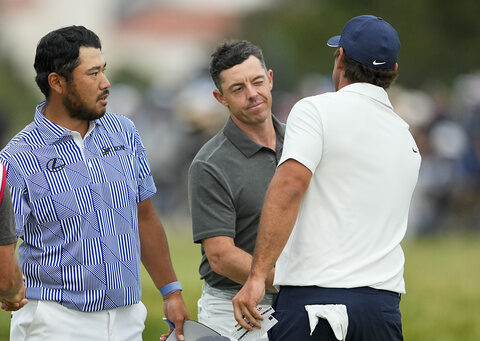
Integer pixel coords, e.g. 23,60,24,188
220,56,273,126
63,80,109,121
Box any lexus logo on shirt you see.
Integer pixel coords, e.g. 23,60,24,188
47,158,66,172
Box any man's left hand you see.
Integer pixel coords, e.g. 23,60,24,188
1,281,28,312
160,291,190,341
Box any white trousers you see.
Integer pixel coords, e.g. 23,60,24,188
10,300,147,341
198,287,269,341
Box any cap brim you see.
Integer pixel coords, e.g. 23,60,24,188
327,35,341,47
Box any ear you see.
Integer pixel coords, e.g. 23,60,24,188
48,72,66,95
213,89,228,107
335,48,346,70
267,69,273,91
393,63,399,72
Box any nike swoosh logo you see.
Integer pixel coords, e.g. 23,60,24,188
372,60,386,65
412,147,419,153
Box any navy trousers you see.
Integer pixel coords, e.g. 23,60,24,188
268,286,403,341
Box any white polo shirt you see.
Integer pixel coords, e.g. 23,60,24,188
275,83,421,294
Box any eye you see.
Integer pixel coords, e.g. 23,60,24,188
232,87,242,93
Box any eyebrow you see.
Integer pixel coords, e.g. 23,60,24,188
252,75,265,82
227,74,265,91
87,62,107,72
228,82,243,91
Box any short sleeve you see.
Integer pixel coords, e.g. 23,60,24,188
279,98,324,173
133,128,157,203
188,160,236,243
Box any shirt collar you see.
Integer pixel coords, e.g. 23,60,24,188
338,82,393,109
223,115,285,158
34,101,101,144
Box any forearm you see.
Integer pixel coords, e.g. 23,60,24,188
138,200,178,289
203,237,276,290
232,161,311,329
250,160,311,281
213,248,276,289
0,243,23,300
210,246,253,283
249,189,298,281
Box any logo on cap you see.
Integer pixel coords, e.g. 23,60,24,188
326,15,400,70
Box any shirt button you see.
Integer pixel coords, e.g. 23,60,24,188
88,162,93,168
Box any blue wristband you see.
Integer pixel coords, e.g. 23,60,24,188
160,281,182,297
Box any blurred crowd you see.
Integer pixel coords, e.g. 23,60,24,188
274,71,480,236
394,72,480,236
2,70,479,236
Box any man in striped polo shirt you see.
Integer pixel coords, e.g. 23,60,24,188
0,26,189,341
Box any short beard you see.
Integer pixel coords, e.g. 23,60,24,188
63,82,106,121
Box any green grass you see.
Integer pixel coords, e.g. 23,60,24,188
401,237,480,341
1,234,479,341
141,228,203,339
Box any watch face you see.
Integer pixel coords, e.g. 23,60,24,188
165,320,226,341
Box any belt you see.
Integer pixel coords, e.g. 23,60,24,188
203,282,277,305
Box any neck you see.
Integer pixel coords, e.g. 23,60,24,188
233,114,277,150
43,98,89,138
337,75,353,91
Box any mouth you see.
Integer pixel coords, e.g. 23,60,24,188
246,101,264,110
97,90,109,105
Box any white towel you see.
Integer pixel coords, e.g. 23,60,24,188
304,304,348,341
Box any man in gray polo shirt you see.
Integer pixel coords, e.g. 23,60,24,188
188,40,284,340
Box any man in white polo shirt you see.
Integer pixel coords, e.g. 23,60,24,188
233,15,421,340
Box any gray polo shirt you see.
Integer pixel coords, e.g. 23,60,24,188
0,185,17,246
188,115,285,290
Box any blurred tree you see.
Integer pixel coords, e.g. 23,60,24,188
0,57,39,144
240,0,480,91
109,66,153,92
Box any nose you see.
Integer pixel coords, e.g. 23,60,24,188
100,72,111,90
244,83,258,99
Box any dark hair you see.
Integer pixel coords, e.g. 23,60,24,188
34,25,102,98
335,49,398,89
209,40,266,91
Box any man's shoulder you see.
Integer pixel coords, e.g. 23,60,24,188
301,91,339,104
191,130,230,165
290,91,349,118
98,112,136,134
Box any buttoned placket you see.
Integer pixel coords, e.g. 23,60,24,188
69,122,96,169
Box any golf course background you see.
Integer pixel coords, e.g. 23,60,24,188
1,229,478,341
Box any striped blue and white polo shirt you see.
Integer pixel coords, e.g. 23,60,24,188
0,102,157,312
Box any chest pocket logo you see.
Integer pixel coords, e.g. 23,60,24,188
47,158,66,172
102,145,126,156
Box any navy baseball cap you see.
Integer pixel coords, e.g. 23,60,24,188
327,15,400,70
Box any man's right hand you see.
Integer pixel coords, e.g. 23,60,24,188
1,281,28,311
232,276,266,330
